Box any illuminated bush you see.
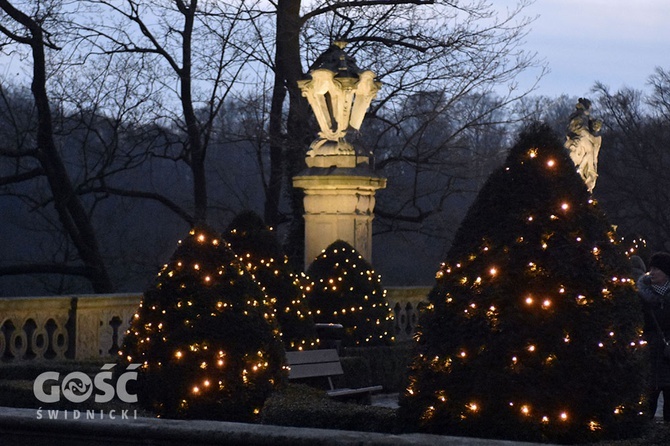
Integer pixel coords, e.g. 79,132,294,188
399,123,648,444
120,227,286,422
305,240,394,347
225,211,318,351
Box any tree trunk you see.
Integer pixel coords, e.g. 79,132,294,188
267,0,311,264
179,1,207,225
28,20,113,293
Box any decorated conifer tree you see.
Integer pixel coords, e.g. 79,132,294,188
305,240,394,347
119,227,286,422
399,123,648,444
225,210,318,351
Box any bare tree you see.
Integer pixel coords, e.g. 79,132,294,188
240,0,546,263
593,72,670,253
70,0,546,237
0,0,546,292
74,0,257,226
0,0,113,292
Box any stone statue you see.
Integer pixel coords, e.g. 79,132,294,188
564,98,602,192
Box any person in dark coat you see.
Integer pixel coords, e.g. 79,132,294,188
638,252,670,421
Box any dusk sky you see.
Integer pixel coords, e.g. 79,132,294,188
498,0,670,97
1,1,668,100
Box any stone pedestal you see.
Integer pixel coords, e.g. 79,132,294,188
293,155,386,268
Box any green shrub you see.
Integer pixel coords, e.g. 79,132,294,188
0,360,151,415
119,226,286,422
400,123,648,444
0,360,105,381
261,383,398,433
0,380,36,409
0,360,120,410
225,211,318,351
305,240,394,347
343,345,413,392
339,356,372,389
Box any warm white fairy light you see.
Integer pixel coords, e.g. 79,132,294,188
402,148,650,439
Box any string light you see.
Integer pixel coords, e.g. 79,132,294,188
119,225,287,422
392,129,648,441
305,241,394,346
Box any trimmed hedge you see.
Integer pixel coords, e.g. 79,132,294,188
342,344,413,392
305,240,394,347
260,383,398,433
293,347,409,394
0,360,150,415
339,356,373,390
0,380,36,409
120,227,286,422
0,360,106,381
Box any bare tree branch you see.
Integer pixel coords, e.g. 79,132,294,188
0,167,44,185
0,263,92,277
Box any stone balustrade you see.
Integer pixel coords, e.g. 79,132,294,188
385,287,431,342
0,287,429,362
0,293,140,362
0,295,73,361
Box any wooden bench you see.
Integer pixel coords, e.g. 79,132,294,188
285,349,383,400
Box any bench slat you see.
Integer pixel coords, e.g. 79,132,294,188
288,361,343,379
285,349,340,365
327,385,383,398
286,349,344,379
285,348,382,399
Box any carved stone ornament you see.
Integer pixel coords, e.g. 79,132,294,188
298,42,381,157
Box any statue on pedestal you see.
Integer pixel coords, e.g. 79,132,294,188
564,98,602,192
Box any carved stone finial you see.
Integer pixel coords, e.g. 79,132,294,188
297,42,381,163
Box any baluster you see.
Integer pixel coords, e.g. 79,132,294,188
9,320,27,360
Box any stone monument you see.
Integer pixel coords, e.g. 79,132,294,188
564,98,602,192
293,42,386,267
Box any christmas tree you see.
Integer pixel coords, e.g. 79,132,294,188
120,227,286,422
399,123,648,443
225,210,318,351
305,240,394,347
